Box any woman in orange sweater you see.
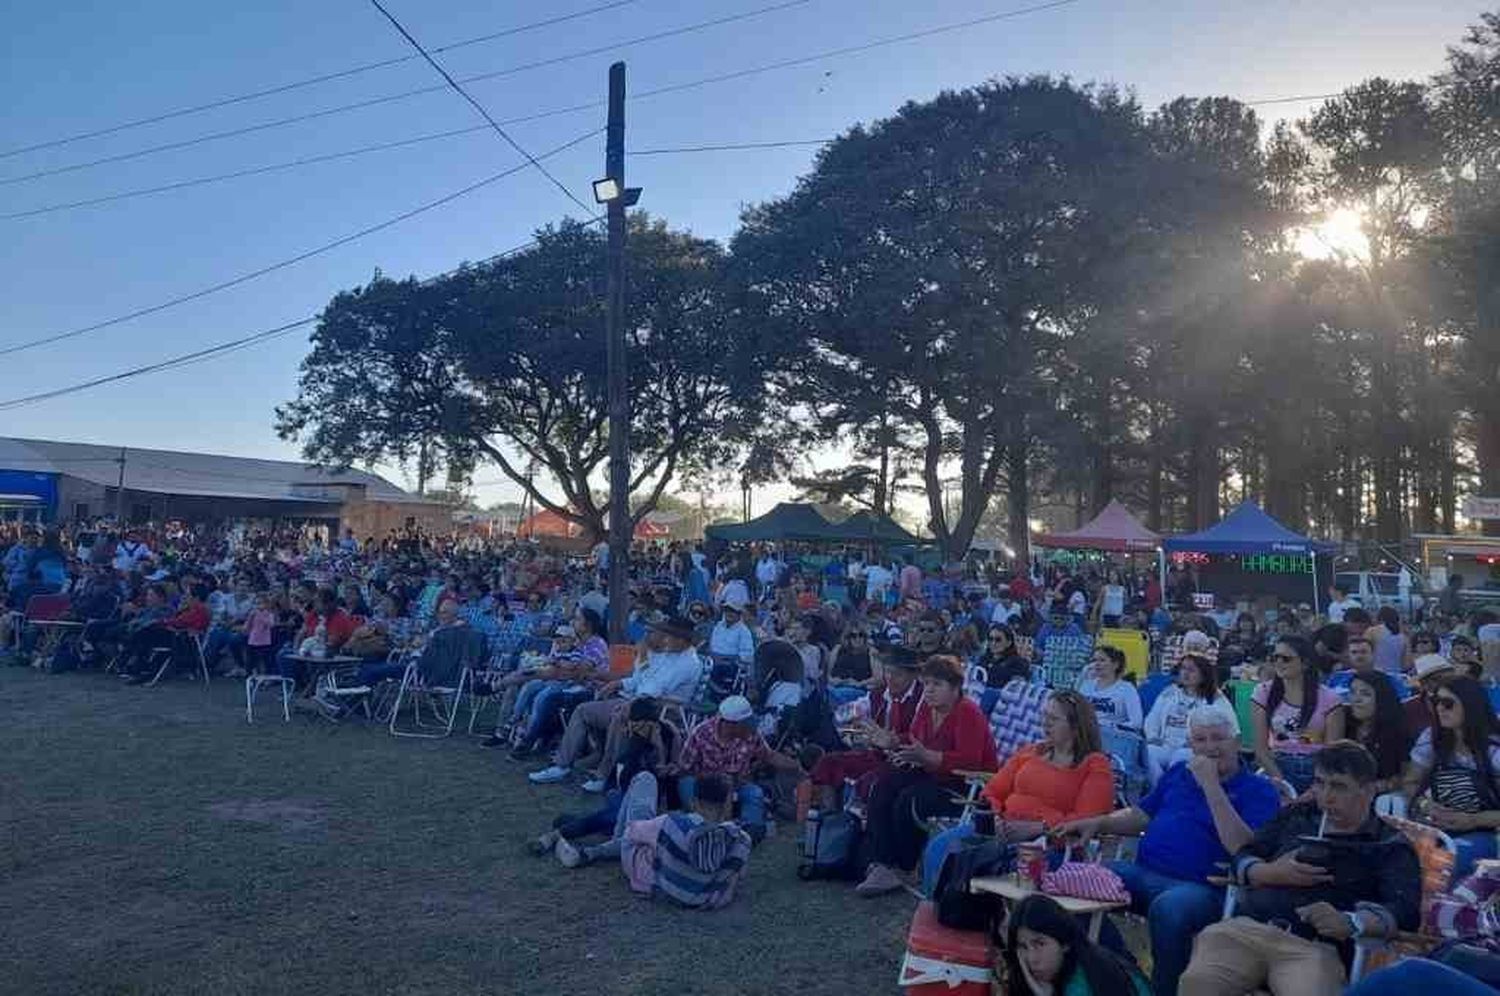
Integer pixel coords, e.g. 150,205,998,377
854,655,1000,896
980,690,1116,839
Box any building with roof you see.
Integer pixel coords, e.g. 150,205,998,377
0,436,448,539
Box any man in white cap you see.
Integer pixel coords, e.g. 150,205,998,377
676,694,803,842
708,594,756,672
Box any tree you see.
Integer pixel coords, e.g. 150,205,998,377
734,76,1147,561
277,217,764,542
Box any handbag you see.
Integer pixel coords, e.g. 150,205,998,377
1040,861,1130,903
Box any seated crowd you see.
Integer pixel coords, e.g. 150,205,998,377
7,522,1500,993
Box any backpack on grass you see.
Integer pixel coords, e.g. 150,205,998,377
932,838,1014,931
796,809,866,881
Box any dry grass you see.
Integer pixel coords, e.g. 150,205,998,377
0,666,913,996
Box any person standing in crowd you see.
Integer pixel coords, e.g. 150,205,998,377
854,655,997,895
898,557,923,603
1367,606,1411,677
1179,742,1421,996
1328,635,1410,701
1404,675,1500,878
1062,708,1281,996
1251,634,1344,795
1327,583,1359,624
1143,652,1239,786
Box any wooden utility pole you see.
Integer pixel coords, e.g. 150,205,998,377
604,61,631,642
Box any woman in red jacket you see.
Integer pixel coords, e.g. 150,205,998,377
855,655,999,896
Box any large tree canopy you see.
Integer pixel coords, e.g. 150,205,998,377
732,76,1148,560
277,217,764,541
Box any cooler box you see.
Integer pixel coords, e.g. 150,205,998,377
1098,627,1150,682
898,901,993,995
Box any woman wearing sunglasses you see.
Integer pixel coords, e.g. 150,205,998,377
827,628,874,706
1405,676,1500,877
1250,635,1344,796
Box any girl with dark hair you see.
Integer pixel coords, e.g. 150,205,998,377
1003,893,1150,995
1251,635,1344,794
976,624,1031,691
1346,671,1410,795
1077,646,1142,733
1406,676,1500,877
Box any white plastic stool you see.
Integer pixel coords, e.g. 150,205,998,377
245,674,294,723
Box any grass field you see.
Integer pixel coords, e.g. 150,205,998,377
0,667,912,996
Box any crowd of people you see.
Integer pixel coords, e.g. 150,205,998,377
5,518,1500,994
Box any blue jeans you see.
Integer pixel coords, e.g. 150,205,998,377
828,685,867,707
521,684,590,745
555,789,623,840
356,661,407,686
1452,830,1500,880
677,775,765,840
1344,958,1500,996
508,678,553,726
1100,862,1224,996
203,627,244,669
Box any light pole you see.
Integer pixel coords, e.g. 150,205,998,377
594,61,642,643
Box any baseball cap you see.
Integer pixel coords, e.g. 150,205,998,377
718,695,754,723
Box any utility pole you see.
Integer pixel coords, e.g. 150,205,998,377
604,61,632,643
113,447,126,523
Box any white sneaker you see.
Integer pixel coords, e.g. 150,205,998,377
580,777,606,794
528,765,571,784
554,836,584,868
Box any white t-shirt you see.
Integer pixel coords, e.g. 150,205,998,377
992,601,1022,625
1076,676,1143,731
1143,684,1240,751
1328,596,1359,624
1101,584,1125,618
113,540,151,572
865,564,893,597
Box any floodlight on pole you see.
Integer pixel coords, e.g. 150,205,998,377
592,177,621,203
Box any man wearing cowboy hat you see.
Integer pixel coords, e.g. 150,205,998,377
530,613,703,786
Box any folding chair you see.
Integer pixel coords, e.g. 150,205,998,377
146,630,210,687
245,672,295,723
15,593,71,664
389,626,485,738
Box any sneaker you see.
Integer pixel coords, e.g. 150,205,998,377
553,837,587,869
528,765,571,785
579,777,606,794
854,863,906,896
479,735,507,749
528,830,560,857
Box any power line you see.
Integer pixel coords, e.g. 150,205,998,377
0,218,606,413
0,128,601,358
367,0,593,215
632,138,830,154
0,0,813,188
1,133,837,222
0,0,640,161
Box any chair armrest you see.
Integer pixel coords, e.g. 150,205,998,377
954,769,996,783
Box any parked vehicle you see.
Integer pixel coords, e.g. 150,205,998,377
1334,571,1426,619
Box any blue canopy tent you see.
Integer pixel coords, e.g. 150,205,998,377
1162,502,1338,612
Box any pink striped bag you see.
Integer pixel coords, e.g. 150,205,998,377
1040,862,1130,904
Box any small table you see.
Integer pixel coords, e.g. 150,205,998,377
968,876,1126,941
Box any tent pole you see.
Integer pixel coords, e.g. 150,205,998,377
1310,552,1320,615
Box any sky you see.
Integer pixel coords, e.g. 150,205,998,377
0,0,1484,512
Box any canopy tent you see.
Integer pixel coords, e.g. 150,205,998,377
1035,499,1160,552
704,502,846,544
1162,501,1336,612
828,510,921,546
1163,502,1334,556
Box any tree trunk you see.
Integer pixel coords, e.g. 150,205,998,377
1007,442,1030,566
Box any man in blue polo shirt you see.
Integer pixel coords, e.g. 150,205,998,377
1059,707,1281,996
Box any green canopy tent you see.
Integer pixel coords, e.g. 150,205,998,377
703,502,846,544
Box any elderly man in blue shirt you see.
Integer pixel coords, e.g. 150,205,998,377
1059,707,1282,996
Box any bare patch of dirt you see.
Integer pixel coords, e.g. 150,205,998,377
208,798,325,833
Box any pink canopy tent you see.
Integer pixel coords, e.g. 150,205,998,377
1035,499,1161,552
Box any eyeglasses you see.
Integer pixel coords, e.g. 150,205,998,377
1434,697,1460,711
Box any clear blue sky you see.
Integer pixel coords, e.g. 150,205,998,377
0,0,1481,507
